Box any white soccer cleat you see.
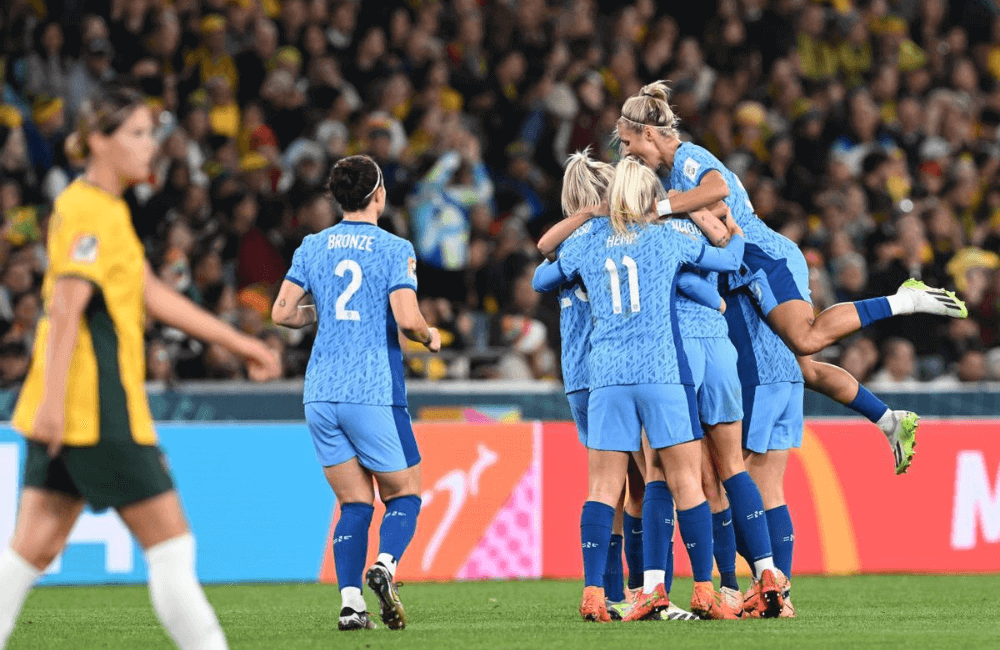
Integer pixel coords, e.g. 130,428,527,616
658,603,701,621
896,279,968,319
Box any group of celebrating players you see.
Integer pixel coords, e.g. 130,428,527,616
0,74,973,650
531,80,970,622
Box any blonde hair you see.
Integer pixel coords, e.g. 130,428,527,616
616,80,679,139
561,147,614,217
608,156,665,235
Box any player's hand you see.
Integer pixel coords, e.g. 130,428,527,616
719,298,726,314
728,216,744,239
425,327,442,353
244,340,282,382
32,403,66,457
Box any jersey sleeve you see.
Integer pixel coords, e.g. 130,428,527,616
532,259,570,293
684,234,745,273
674,145,725,191
388,240,419,294
285,240,311,293
677,272,722,310
47,206,105,286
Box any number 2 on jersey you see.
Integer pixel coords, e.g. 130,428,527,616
605,256,640,314
335,259,363,321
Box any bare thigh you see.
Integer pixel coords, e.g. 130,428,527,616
323,457,376,505
703,420,747,481
373,464,422,502
745,450,790,510
587,449,630,506
117,491,190,551
10,488,86,571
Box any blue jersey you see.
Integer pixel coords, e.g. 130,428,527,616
669,143,800,288
724,287,803,386
663,217,730,339
554,218,744,389
286,221,418,406
556,220,597,393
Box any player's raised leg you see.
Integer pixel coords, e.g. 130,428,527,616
798,356,918,474
120,491,229,650
1,488,85,648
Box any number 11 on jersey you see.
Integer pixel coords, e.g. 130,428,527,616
605,256,640,314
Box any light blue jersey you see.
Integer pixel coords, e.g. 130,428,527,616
549,218,744,389
556,221,596,394
669,142,805,294
286,220,418,406
664,217,729,339
724,288,803,387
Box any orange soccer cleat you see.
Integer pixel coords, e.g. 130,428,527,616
757,568,790,618
622,583,670,621
690,581,740,620
742,580,762,618
780,596,796,618
580,586,611,623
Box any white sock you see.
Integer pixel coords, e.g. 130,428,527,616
642,570,665,594
754,557,776,576
886,291,914,315
0,547,41,648
340,586,366,612
876,409,896,436
147,534,228,650
376,553,397,578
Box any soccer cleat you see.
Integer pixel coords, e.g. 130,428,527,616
607,599,628,621
622,583,670,621
366,563,407,630
897,279,968,319
742,580,762,618
757,568,788,618
780,596,796,618
579,586,611,622
690,581,734,620
719,587,744,620
338,607,377,631
658,603,701,621
885,410,919,475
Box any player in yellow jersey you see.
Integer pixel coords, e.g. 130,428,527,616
0,83,280,650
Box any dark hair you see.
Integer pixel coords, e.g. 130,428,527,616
327,155,382,212
65,81,146,162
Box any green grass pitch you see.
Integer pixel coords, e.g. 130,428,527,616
8,576,999,649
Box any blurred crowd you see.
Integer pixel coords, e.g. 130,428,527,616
0,0,999,389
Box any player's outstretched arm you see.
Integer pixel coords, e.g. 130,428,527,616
389,287,440,352
684,206,731,247
532,259,570,293
272,280,316,329
537,208,599,260
143,264,281,381
657,170,729,215
691,233,745,273
677,273,725,313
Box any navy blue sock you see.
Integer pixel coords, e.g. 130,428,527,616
723,472,772,568
735,524,755,577
603,534,625,601
334,503,374,590
664,534,675,594
855,297,892,328
847,384,889,424
642,482,674,577
581,501,615,588
379,495,421,563
766,506,794,578
677,501,714,584
623,512,644,590
712,507,738,591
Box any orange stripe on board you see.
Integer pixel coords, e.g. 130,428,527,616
794,427,861,575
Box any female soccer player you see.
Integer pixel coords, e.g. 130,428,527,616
0,83,281,650
534,155,745,621
272,155,440,632
615,80,968,475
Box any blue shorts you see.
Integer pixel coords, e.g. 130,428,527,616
305,402,421,473
588,384,701,452
685,337,743,425
742,382,804,453
741,243,812,317
567,389,590,447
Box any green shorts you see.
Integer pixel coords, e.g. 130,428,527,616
23,439,175,512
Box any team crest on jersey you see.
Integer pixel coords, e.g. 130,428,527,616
683,157,701,182
407,256,417,279
71,234,99,264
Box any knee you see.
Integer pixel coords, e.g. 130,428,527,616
11,533,64,572
665,470,702,506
